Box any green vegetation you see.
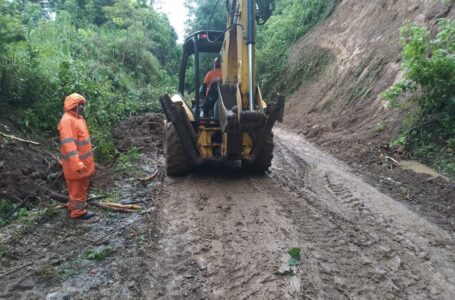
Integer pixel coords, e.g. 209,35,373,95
82,246,115,261
0,199,49,226
287,247,301,261
257,0,335,97
0,0,179,161
283,46,335,97
185,0,227,33
287,247,301,266
116,146,141,175
375,122,386,133
382,19,455,177
0,199,15,226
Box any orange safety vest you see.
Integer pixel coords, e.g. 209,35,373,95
57,94,95,180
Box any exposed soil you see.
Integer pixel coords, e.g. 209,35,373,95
0,123,61,202
112,112,164,153
283,0,455,231
1,114,454,299
0,114,165,299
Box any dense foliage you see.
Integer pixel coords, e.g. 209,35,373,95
0,0,179,160
382,19,455,176
256,0,335,97
185,0,227,34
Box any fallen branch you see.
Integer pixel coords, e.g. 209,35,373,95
0,131,40,145
50,191,139,212
49,171,63,189
49,191,107,203
93,202,138,213
0,262,33,279
6,195,34,219
137,170,159,182
0,193,34,219
385,155,401,168
55,201,138,213
42,149,61,165
43,157,51,172
120,199,144,205
49,191,69,203
98,202,142,210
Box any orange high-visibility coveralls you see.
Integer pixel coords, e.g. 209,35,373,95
203,68,222,96
57,93,95,219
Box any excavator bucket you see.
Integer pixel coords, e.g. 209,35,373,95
160,94,202,168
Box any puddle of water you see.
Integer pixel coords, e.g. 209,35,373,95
400,160,445,179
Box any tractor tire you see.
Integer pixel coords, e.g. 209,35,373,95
243,133,274,174
164,122,192,176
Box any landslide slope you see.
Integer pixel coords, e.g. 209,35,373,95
282,0,455,230
285,0,453,147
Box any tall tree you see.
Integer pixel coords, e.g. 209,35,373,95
185,0,227,34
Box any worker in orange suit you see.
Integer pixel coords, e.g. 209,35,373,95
57,93,96,220
203,57,222,95
202,57,222,116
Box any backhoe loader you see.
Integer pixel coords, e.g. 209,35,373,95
160,0,284,176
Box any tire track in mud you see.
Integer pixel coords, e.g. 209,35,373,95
147,173,306,299
144,129,455,299
272,128,455,299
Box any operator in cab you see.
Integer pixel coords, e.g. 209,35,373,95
201,57,222,117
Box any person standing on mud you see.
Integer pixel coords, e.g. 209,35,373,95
57,93,96,220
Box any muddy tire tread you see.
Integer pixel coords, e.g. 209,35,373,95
164,123,191,176
244,134,274,173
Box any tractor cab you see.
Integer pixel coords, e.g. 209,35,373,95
179,30,224,126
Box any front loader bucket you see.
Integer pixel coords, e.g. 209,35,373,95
159,94,202,165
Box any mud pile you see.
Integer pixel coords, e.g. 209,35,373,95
0,112,165,213
1,113,165,299
0,124,61,206
112,112,164,154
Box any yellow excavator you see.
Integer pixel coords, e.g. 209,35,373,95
160,0,284,176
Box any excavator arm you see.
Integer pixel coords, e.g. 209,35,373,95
219,0,284,159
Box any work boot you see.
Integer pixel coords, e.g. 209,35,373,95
74,211,96,220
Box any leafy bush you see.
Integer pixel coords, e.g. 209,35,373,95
382,19,455,176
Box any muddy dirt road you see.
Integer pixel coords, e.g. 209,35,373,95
1,124,454,299
138,128,455,299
